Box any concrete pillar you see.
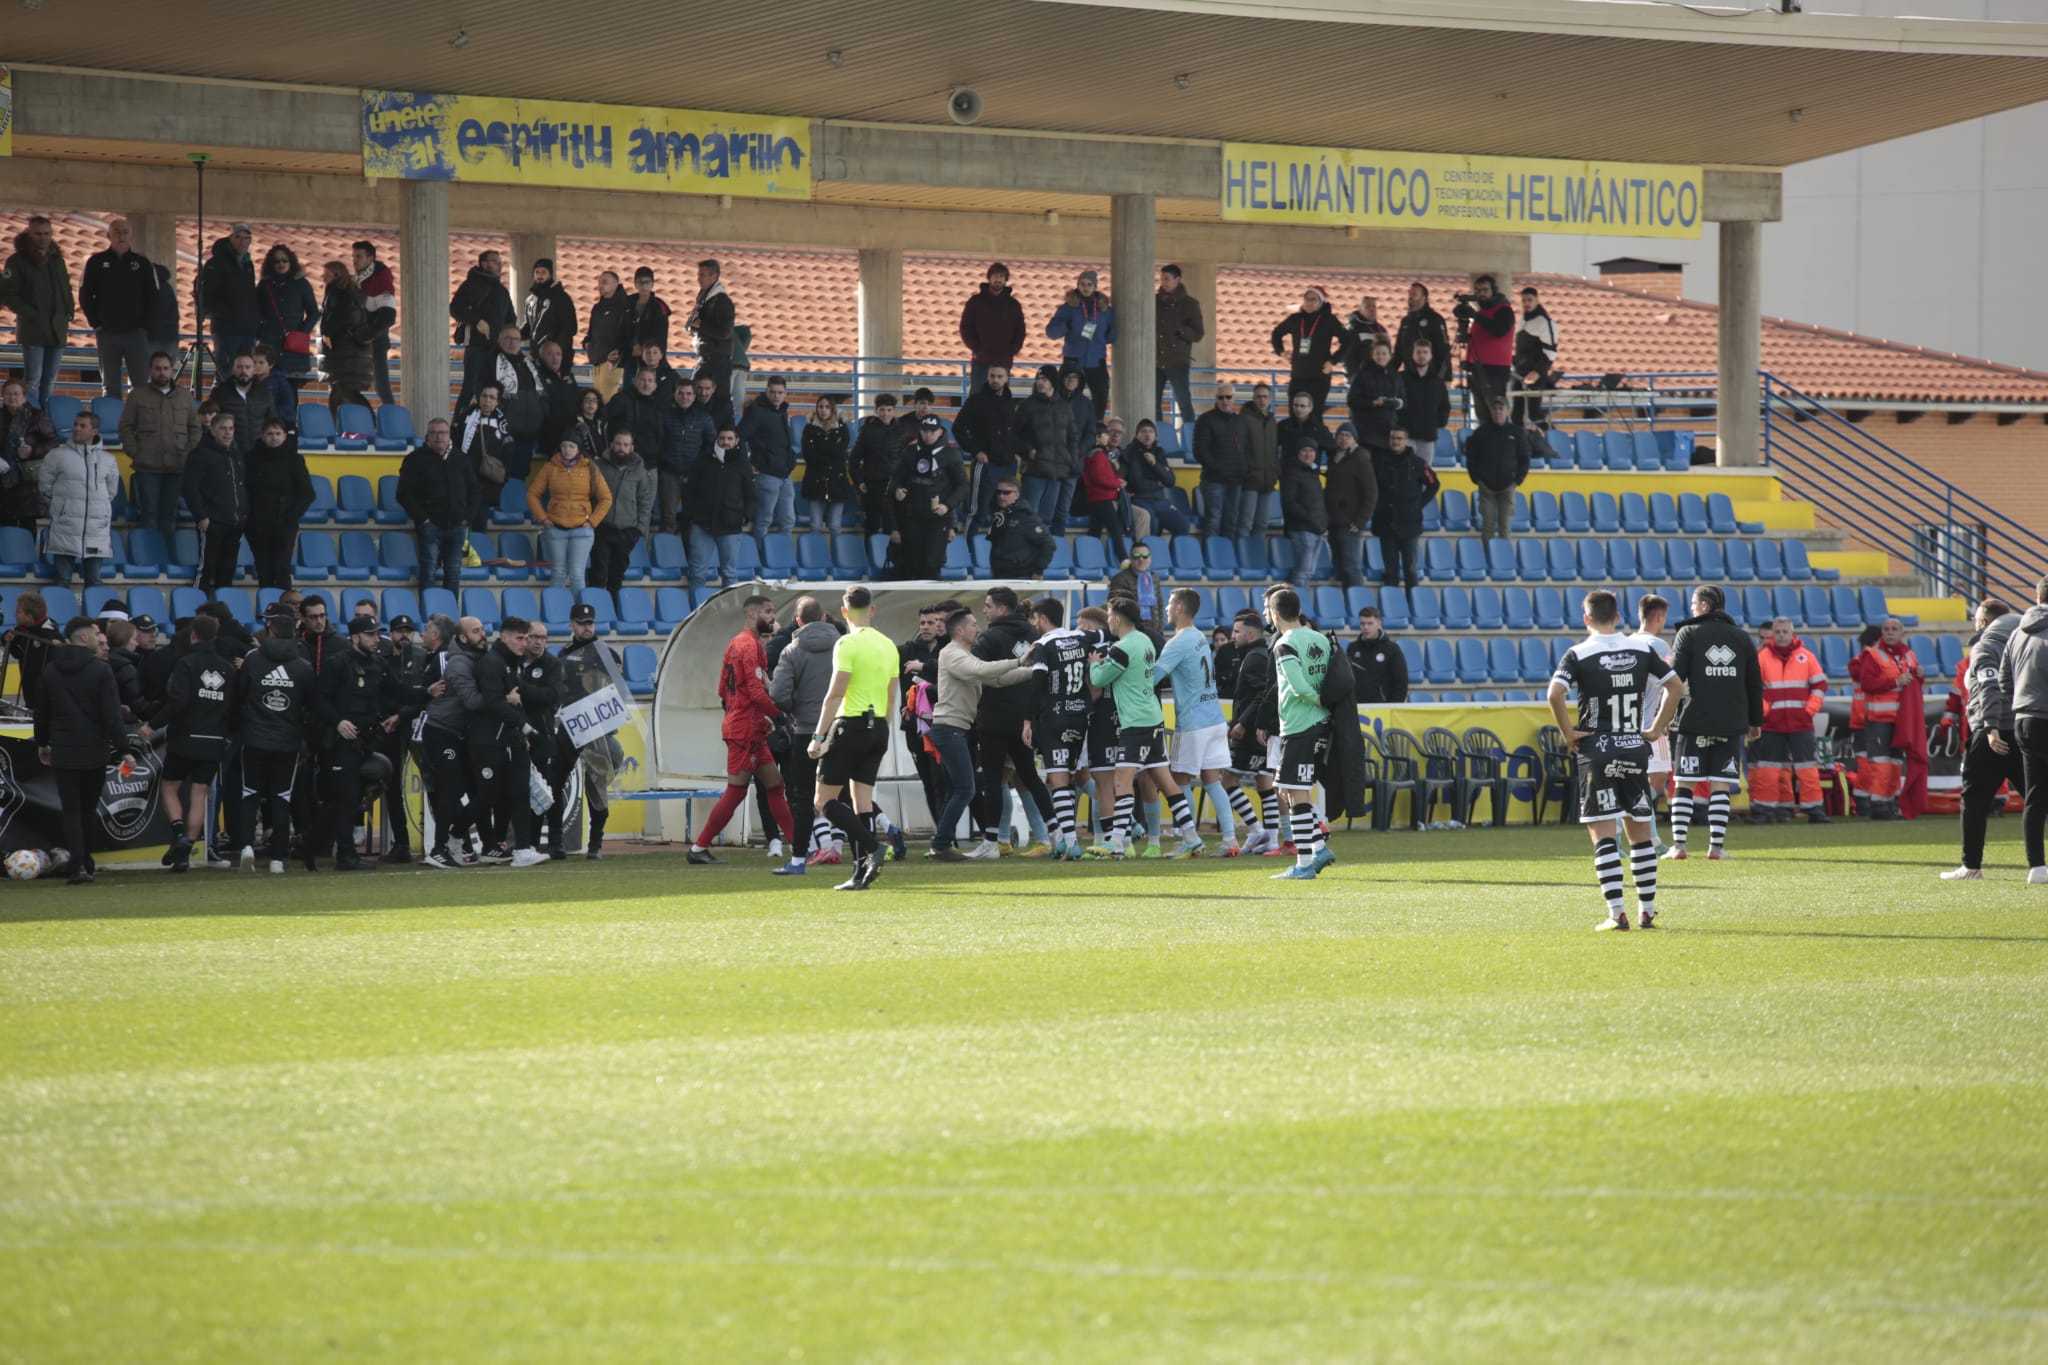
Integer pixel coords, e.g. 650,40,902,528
1109,193,1156,428
1716,219,1763,468
508,232,557,315
129,212,178,285
1178,259,1218,376
399,179,451,417
857,246,904,406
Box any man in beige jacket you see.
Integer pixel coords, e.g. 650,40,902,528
928,607,1033,861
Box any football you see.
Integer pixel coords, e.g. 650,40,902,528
5,848,49,881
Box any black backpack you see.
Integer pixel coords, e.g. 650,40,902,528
1317,630,1355,711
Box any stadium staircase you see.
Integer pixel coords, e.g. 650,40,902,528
3,367,1984,708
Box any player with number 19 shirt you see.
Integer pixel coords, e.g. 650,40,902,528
1030,616,1093,775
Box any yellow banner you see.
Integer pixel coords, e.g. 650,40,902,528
0,66,14,158
1222,143,1702,239
361,90,809,199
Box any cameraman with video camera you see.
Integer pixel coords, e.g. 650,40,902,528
1451,275,1515,425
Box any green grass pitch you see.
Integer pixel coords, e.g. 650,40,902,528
2,821,2045,1363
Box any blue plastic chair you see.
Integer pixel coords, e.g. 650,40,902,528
646,533,688,582
1313,586,1346,626
1937,635,1966,675
1631,431,1662,471
1677,493,1709,535
296,406,337,451
1560,492,1591,534
1546,540,1576,582
1820,634,1851,678
1696,540,1727,582
1542,431,1575,468
1740,586,1773,627
1520,635,1556,682
1071,536,1108,580
1396,637,1423,679
461,531,496,582
488,479,527,528
456,587,498,627
296,531,340,581
1589,492,1621,534
421,587,460,622
1234,537,1271,579
1666,539,1698,582
1203,538,1238,583
1485,540,1515,582
1377,590,1411,632
1529,490,1561,534
1502,587,1534,631
1830,585,1863,625
1577,541,1610,580
303,476,337,525
1800,586,1833,628
214,586,253,623
1786,540,1833,582
1469,586,1504,631
1171,538,1206,580
1601,432,1631,471
374,474,407,526
1753,539,1785,581
1487,638,1520,683
1638,539,1669,581
1514,540,1546,582
1648,492,1680,535
1218,585,1252,623
1423,638,1456,684
1706,493,1741,536
540,587,578,632
380,588,422,624
0,526,37,576
1608,540,1639,582
653,586,693,632
375,404,416,452
498,587,541,625
1725,540,1756,582
334,403,377,451
1619,493,1650,534
1452,538,1485,582
1440,586,1473,631
623,644,659,695
1440,489,1472,533
1455,638,1488,683
1423,540,1456,582
171,587,207,621
796,535,832,581
1771,586,1802,624
613,587,656,634
1860,586,1893,625
375,532,418,582
334,475,375,526
1409,586,1443,631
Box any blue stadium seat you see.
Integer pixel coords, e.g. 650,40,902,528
1706,493,1741,536
1396,637,1423,678
1638,539,1668,581
1423,638,1456,684
171,587,206,621
623,644,659,695
1376,590,1411,632
500,587,542,625
1471,689,1501,704
1677,493,1709,535
796,535,832,581
492,531,539,581
461,531,495,582
1544,430,1575,468
1800,586,1833,628
126,527,173,577
1510,491,1531,534
728,538,764,577
333,403,377,451
490,479,529,527
457,587,499,627
126,584,170,624
1602,432,1631,470
647,533,688,582
1313,586,1346,626
1528,490,1561,534
1607,540,1638,581
1618,493,1650,534
0,526,37,576
1725,540,1756,582
375,404,416,452
373,531,417,582
83,585,123,617
1071,536,1108,580
1560,492,1590,534
1546,540,1576,582
1666,539,1698,582
1740,586,1772,627
380,588,421,624
866,534,891,577
1577,541,1609,580
1910,633,1937,667
1419,494,1441,534
90,396,124,448
1441,586,1473,631
296,406,337,451
1343,586,1375,618
1487,638,1520,683
1589,492,1621,534
1409,586,1443,630
613,587,656,634
941,537,970,581
1830,585,1863,625
759,533,797,575
1754,539,1786,581
422,587,460,622
540,587,578,632
1423,540,1456,582
1520,635,1557,682
1441,489,1472,532
1860,586,1892,626
621,537,652,583
334,475,375,526
1171,537,1205,579
1696,539,1726,582
1631,431,1662,471
296,531,340,580
374,474,407,526
831,535,869,579
214,586,253,624
1365,540,1386,581
1502,587,1534,631
1485,540,1515,582
303,476,337,525
1820,634,1851,678
1233,536,1270,578
1455,538,1487,582
653,586,693,632
1201,537,1238,582
1771,586,1802,624
1938,635,1966,674
1648,492,1680,535
1785,540,1833,581
1455,638,1488,683
1472,586,1505,630
1218,585,1252,623
1515,540,1546,582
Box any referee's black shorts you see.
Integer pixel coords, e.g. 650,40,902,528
819,715,889,787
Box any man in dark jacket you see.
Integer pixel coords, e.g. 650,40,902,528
154,611,237,872
308,615,394,872
1371,429,1438,592
687,258,738,402
182,410,250,597
295,595,349,687
1394,283,1453,384
1154,265,1205,429
658,380,717,536
1460,396,1531,544
1222,609,1281,854
79,217,159,400
353,241,399,403
1014,366,1077,534
1346,606,1409,704
33,619,132,883
1666,584,1765,860
887,416,968,581
953,366,1020,531
685,425,754,587
626,268,671,356
583,270,631,369
517,622,568,857
207,352,276,456
450,251,517,413
200,224,260,373
1121,420,1186,541
606,367,667,470
1345,337,1405,453
397,418,478,594
1944,603,2023,880
1279,439,1329,585
968,587,1054,855
1235,383,1281,540
1398,340,1452,462
1274,391,1334,473
452,615,542,864
738,375,796,539
7,590,64,707
1193,384,1249,540
521,258,577,359
852,395,903,539
235,609,316,873
1324,425,1378,588
1514,286,1559,429
985,481,1054,579
959,263,1025,393
1270,285,1346,420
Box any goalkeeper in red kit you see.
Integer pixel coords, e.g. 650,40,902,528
687,594,801,871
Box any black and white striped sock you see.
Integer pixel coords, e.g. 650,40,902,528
810,817,835,854
1670,794,1693,849
1291,803,1319,868
1594,838,1626,918
1052,787,1078,841
1631,840,1659,916
1113,793,1136,846
1228,786,1256,829
1167,791,1197,839
1262,791,1281,836
1708,791,1731,852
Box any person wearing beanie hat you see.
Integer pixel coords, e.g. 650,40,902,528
1270,284,1346,421
1045,269,1115,418
1015,364,1079,536
1323,422,1378,589
522,257,577,360
959,262,1025,395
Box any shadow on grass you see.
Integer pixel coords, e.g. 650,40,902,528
1679,926,2048,945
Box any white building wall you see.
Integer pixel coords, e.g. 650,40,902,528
1529,0,2048,372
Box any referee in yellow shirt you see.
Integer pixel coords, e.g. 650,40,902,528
807,584,901,891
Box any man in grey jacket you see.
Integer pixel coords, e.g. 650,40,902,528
928,608,1033,859
1944,599,2025,880
416,613,478,869
590,430,656,609
1999,577,2048,884
770,597,845,865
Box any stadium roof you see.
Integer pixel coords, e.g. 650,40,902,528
14,212,2047,407
8,1,2048,170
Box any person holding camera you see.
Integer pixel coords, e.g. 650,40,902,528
1451,275,1516,423
1269,285,1346,421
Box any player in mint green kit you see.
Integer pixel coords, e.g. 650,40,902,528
1264,585,1335,879
1087,598,1204,858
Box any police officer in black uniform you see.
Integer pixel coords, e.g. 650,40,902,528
308,614,394,872
553,602,622,858
379,614,433,862
519,619,567,855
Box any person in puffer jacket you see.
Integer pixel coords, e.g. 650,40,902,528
182,410,251,596
1015,366,1077,536
1044,270,1114,417
38,412,122,588
658,381,716,535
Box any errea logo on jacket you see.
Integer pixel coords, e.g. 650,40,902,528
1704,644,1739,677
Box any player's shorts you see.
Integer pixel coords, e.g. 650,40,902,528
1672,731,1744,786
1037,713,1090,774
818,715,888,787
1168,722,1230,776
1276,722,1331,790
160,752,219,785
1577,754,1656,825
1086,707,1122,769
1230,732,1268,779
1648,734,1672,776
1117,724,1169,771
723,732,775,777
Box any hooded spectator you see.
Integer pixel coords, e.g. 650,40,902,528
0,216,76,410
1015,365,1078,534
255,243,320,385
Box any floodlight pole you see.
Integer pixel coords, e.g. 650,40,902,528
189,152,212,389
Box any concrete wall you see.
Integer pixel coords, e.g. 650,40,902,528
1534,0,2048,373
